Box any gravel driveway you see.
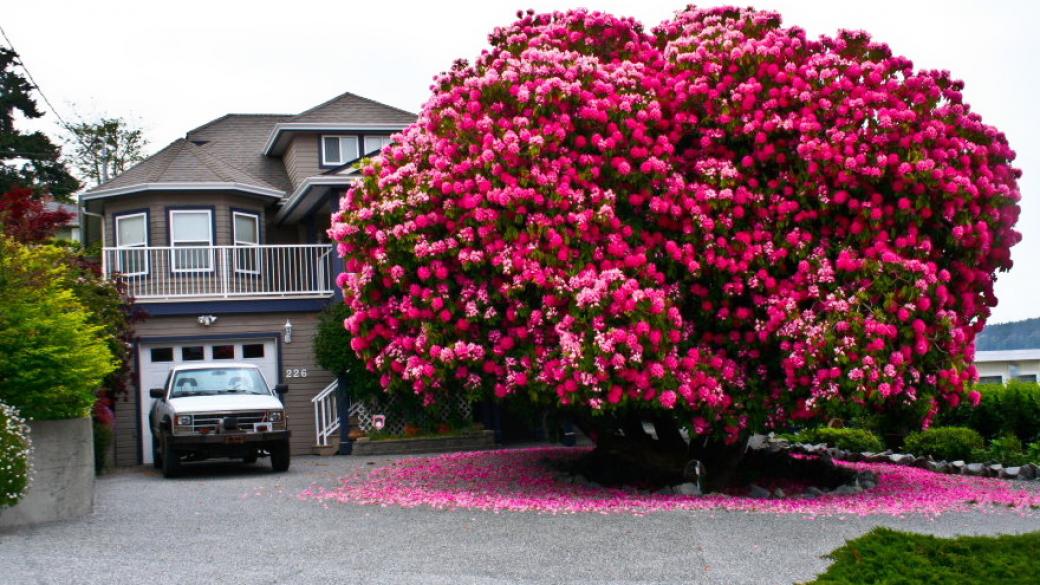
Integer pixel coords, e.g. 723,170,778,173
1,453,1037,585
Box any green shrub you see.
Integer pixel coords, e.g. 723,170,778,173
795,427,884,453
313,302,382,404
807,527,1040,585
902,426,984,461
0,237,116,420
93,421,113,474
1027,441,1040,464
971,435,1029,467
939,380,1040,443
0,401,31,508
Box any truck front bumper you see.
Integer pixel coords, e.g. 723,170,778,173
170,430,290,448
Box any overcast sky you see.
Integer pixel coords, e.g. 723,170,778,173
4,0,1037,323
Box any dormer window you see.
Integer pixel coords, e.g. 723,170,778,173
364,135,392,155
321,135,359,166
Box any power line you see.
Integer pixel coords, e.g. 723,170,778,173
0,22,95,154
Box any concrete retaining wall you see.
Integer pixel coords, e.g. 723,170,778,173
0,417,94,529
351,430,496,456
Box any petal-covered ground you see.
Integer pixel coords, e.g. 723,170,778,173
300,447,1040,516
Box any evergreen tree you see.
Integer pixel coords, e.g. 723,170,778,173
0,47,80,200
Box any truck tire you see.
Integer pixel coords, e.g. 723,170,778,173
270,442,290,472
152,436,162,469
161,435,181,478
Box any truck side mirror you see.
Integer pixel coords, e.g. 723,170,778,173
149,388,165,399
274,383,289,394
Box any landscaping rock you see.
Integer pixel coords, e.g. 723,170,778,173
1018,463,1038,481
987,464,1004,477
926,461,948,474
843,451,862,462
654,486,675,495
831,484,863,496
674,482,701,497
772,488,786,499
888,453,914,465
1001,467,1020,480
803,486,826,498
965,463,986,476
913,457,933,469
748,484,770,499
951,460,966,473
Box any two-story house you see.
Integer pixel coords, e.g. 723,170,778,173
80,91,415,466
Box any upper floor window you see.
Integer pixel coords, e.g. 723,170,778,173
233,211,260,274
364,135,392,155
169,209,213,272
322,135,359,166
114,212,148,276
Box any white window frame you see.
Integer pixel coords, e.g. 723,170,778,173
232,211,261,275
363,135,392,155
114,212,149,276
321,135,359,166
169,209,214,273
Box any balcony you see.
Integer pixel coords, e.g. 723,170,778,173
102,244,336,302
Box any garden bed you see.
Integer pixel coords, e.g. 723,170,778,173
351,429,495,456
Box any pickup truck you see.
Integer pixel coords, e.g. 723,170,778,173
149,363,290,478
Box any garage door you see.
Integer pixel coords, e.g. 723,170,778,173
137,339,279,464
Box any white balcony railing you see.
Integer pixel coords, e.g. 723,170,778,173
102,244,335,302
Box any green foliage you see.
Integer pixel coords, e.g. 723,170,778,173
92,420,113,474
313,302,383,403
939,380,1040,443
806,528,1040,585
0,48,80,199
794,427,884,453
903,426,985,462
0,401,31,508
0,237,116,420
63,117,147,187
971,435,1029,467
1027,441,1040,464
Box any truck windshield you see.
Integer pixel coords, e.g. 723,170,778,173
170,368,271,398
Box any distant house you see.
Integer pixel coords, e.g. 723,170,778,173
80,91,416,466
43,199,80,241
975,349,1040,384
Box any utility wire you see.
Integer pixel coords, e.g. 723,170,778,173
0,22,96,155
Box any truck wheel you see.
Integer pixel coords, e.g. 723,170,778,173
270,442,290,472
152,436,162,469
161,435,181,478
243,450,258,465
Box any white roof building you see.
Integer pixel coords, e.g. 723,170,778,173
974,349,1040,384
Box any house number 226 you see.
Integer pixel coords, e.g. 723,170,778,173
285,368,308,378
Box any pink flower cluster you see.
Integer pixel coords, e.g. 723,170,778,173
329,7,1021,436
301,447,1040,516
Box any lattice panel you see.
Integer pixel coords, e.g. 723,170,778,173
349,393,472,435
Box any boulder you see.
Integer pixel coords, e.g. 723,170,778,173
748,484,770,499
951,460,966,473
1000,467,1021,480
987,464,1004,477
674,482,702,497
831,484,863,496
1018,463,1038,481
772,488,786,499
965,463,986,476
804,486,826,498
926,461,948,474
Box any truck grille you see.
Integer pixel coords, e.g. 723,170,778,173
192,411,268,433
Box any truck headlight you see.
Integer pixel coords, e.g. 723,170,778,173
268,411,283,423
174,415,193,427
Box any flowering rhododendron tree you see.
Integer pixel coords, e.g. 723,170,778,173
329,7,1021,486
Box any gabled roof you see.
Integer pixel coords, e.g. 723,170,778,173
291,91,416,125
82,138,284,200
186,114,294,192
262,91,415,155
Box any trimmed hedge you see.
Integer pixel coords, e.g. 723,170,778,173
903,426,984,462
939,380,1040,443
795,427,884,453
807,528,1040,585
0,401,31,508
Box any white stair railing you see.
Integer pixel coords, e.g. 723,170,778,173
311,380,340,447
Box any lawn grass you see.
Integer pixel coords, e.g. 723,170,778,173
805,527,1040,584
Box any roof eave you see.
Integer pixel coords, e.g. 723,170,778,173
262,123,410,156
80,182,286,202
274,176,359,225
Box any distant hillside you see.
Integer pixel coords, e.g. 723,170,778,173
977,317,1040,351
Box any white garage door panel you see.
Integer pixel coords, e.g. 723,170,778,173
138,339,278,464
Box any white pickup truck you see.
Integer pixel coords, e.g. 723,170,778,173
148,363,291,478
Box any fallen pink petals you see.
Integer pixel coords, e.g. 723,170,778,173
300,447,1040,516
